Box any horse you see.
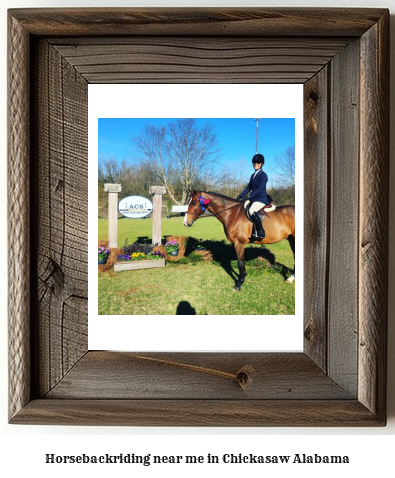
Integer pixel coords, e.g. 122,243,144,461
184,190,295,291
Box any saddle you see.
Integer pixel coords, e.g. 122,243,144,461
245,201,276,223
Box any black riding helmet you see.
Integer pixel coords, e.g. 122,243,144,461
252,153,264,165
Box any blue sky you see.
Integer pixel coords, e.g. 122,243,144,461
98,118,295,183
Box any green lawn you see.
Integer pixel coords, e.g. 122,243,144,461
99,216,229,244
98,217,295,315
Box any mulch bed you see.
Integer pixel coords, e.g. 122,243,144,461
194,250,213,261
98,241,121,273
98,236,187,272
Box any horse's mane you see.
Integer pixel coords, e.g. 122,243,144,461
202,191,239,203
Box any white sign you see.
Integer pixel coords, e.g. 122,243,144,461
118,196,153,219
172,205,188,213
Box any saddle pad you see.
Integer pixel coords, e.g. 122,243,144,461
263,204,276,213
246,204,276,223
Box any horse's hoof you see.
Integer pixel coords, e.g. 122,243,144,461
285,275,295,284
233,285,241,292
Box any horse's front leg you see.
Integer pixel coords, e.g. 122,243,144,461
233,241,247,291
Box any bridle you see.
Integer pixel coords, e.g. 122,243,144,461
186,194,241,222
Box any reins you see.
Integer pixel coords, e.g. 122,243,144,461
202,202,241,219
188,200,271,223
188,201,241,221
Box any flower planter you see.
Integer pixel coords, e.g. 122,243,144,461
165,240,180,257
114,258,166,272
98,246,111,265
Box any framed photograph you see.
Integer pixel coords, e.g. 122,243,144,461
8,8,389,426
89,84,303,351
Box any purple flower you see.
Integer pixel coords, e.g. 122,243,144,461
164,240,179,254
98,246,111,259
117,254,132,261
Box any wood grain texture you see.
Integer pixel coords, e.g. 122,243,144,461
8,13,31,421
327,40,360,396
303,68,329,370
30,39,88,398
7,8,389,426
8,8,387,37
359,12,389,420
46,352,354,400
11,399,384,427
49,37,350,84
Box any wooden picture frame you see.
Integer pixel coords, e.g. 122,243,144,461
8,8,389,426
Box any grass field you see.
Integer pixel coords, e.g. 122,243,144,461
99,215,228,244
98,217,295,315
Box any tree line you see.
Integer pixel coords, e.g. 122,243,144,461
98,118,295,212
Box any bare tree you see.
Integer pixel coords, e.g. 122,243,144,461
134,119,222,204
214,158,250,198
98,156,130,185
98,156,157,198
273,146,295,188
134,124,171,193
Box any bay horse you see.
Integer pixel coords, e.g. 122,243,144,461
184,190,295,291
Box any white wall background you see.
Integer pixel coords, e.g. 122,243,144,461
1,0,394,476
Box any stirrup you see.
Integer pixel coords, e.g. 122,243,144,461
252,224,265,239
253,230,265,239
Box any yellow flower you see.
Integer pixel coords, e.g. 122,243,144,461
131,252,146,259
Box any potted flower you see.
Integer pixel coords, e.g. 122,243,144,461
165,240,179,256
98,246,111,264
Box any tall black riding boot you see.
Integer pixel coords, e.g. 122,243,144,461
251,212,265,240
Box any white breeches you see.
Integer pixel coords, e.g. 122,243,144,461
246,201,265,214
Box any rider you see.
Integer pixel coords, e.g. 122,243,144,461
236,153,269,240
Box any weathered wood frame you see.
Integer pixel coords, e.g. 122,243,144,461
8,8,389,426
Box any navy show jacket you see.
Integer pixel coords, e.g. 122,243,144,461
239,169,269,204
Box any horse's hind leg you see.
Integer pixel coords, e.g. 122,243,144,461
286,234,295,283
233,241,247,291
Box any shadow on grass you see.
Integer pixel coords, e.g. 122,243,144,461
136,236,151,244
176,301,196,315
185,237,293,285
118,236,152,249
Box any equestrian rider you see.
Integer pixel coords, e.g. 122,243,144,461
236,153,269,240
